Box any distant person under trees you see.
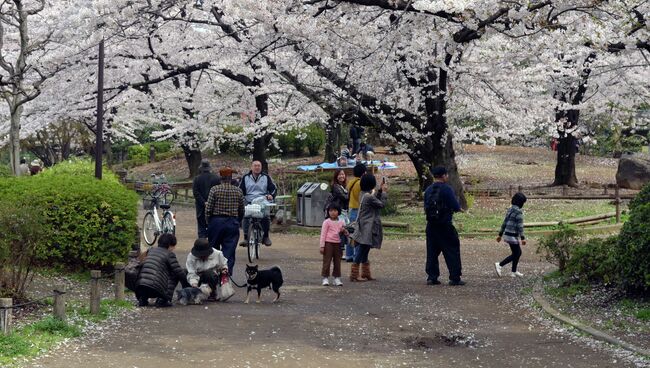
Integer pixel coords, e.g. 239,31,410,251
349,125,365,156
192,159,220,238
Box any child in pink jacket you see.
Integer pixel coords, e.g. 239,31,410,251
320,204,349,286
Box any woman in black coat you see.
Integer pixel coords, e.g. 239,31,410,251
136,234,190,307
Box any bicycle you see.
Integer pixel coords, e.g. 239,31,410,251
244,198,276,263
142,174,176,246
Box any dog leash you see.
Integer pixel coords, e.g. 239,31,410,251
228,275,248,288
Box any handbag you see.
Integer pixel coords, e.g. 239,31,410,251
347,193,366,242
219,273,235,301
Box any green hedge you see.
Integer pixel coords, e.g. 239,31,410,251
0,160,138,267
617,186,650,293
274,124,325,157
127,141,173,165
564,236,618,284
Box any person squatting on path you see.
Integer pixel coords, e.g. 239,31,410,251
327,169,349,259
320,204,349,287
424,166,466,286
186,238,229,300
495,192,527,278
136,234,190,307
349,174,388,282
345,163,367,262
205,167,245,276
193,159,220,238
239,160,277,247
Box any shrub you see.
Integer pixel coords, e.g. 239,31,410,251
537,223,582,272
564,236,618,284
127,141,173,164
629,181,650,212
303,124,325,156
0,160,138,268
0,199,47,298
0,165,11,177
616,186,650,293
380,194,399,216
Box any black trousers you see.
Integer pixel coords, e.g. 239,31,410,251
499,242,522,272
425,222,462,282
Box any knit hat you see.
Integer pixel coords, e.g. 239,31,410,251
191,238,214,258
200,159,211,172
431,166,447,178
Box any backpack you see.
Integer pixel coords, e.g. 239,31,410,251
425,185,444,222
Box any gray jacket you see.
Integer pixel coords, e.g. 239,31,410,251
351,190,387,248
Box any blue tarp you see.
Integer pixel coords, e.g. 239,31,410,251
297,161,398,171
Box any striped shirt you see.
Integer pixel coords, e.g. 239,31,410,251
498,205,525,241
205,183,245,220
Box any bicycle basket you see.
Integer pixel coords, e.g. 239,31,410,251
244,204,264,218
142,198,155,209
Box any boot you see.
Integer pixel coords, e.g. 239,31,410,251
349,263,363,282
361,263,375,281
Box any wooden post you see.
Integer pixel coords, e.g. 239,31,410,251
615,185,621,223
508,185,513,198
53,288,66,321
0,298,12,334
562,185,568,196
517,185,522,194
149,145,155,163
114,263,125,301
603,184,608,195
90,270,101,315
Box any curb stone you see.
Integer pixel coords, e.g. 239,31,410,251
533,282,650,358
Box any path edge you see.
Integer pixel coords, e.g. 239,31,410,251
533,280,650,358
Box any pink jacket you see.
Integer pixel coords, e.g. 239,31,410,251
320,218,344,248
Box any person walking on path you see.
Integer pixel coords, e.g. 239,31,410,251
193,159,220,238
345,163,366,262
424,166,465,286
320,204,349,286
135,234,190,307
239,160,277,247
205,167,245,276
186,238,229,300
349,125,365,156
349,174,387,282
495,193,527,278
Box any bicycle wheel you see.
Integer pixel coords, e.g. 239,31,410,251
247,222,259,263
254,223,261,260
142,212,158,246
161,212,175,235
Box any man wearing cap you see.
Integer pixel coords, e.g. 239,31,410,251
205,167,245,275
239,160,277,247
424,166,465,286
193,159,220,238
186,238,229,296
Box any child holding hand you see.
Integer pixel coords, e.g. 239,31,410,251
320,204,348,286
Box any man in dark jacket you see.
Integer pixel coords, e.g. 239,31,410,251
193,159,220,238
239,160,277,246
424,167,465,286
349,125,365,156
135,234,190,307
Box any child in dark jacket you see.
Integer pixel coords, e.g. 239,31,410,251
495,193,527,278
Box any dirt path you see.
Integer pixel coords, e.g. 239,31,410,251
27,209,638,367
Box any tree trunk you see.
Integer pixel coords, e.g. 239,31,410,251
182,144,202,178
553,109,579,187
9,105,22,175
324,118,340,162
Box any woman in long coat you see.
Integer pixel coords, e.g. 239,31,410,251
350,174,388,281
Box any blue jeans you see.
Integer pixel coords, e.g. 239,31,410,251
345,209,359,260
207,217,240,276
353,243,371,264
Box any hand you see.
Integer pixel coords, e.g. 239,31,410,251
496,236,501,243
521,240,527,246
319,248,324,255
342,229,350,236
190,282,198,288
221,269,229,275
266,194,273,201
380,183,388,192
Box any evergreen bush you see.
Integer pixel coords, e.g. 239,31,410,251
564,236,618,284
617,183,650,293
536,223,581,272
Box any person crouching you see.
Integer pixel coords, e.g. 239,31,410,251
186,238,229,301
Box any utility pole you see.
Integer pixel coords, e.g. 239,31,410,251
94,39,105,180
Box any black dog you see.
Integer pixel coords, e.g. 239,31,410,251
245,264,283,304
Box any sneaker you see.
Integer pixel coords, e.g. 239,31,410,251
154,298,172,307
322,277,330,286
494,263,503,277
239,240,248,247
426,279,441,285
262,237,272,246
448,280,466,286
334,278,343,286
137,297,149,307
511,271,524,278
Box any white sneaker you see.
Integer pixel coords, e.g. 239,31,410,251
334,277,343,286
322,277,330,286
494,263,502,277
511,271,524,278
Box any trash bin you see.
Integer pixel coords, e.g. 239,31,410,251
296,182,313,225
304,182,329,227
